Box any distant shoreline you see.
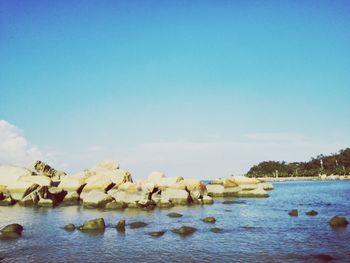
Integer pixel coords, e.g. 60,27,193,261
256,175,350,182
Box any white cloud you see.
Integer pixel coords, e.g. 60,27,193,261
0,120,43,166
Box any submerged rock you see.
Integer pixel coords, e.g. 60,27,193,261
105,201,126,210
64,224,76,231
172,226,197,237
202,216,216,224
222,200,235,204
313,254,335,261
306,210,318,216
288,209,298,217
0,223,23,239
167,212,183,218
129,221,148,229
116,219,126,233
79,218,105,231
329,216,349,228
202,195,214,205
148,231,165,237
210,227,222,233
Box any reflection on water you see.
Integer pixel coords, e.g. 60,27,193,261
0,181,350,263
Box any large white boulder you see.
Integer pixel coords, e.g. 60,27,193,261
147,171,166,184
0,165,33,187
206,184,225,197
237,183,269,198
57,176,86,192
161,189,189,205
82,174,114,193
82,190,113,208
108,189,147,205
18,175,51,186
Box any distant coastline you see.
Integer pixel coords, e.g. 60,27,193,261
257,175,350,182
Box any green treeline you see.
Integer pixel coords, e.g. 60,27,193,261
246,148,350,178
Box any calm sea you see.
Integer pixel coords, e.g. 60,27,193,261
1,181,349,262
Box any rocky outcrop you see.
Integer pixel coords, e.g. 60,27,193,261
206,180,241,197
32,161,66,182
261,182,274,190
288,209,298,217
329,216,349,228
0,223,23,239
172,226,197,237
7,182,39,201
202,216,216,223
236,184,269,198
79,218,105,231
116,219,125,233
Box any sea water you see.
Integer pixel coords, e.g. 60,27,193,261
0,181,349,262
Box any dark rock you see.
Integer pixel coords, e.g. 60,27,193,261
313,254,334,261
306,210,318,216
167,212,183,218
329,216,349,228
64,224,76,231
33,160,66,179
116,219,126,233
288,209,298,217
79,218,105,231
148,231,165,237
210,227,222,233
0,223,23,239
172,226,197,237
202,216,216,223
222,201,235,204
129,221,148,229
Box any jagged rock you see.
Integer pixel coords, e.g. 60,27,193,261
202,216,216,223
79,218,105,231
19,190,40,206
82,190,113,208
7,182,39,201
45,187,67,205
161,189,189,205
129,221,148,229
288,209,298,217
148,231,165,237
329,216,349,228
0,165,33,187
0,196,15,206
0,223,23,239
91,160,119,171
210,227,222,233
64,224,76,231
236,184,269,198
32,161,66,180
306,210,318,216
116,219,126,233
167,212,183,218
138,199,156,210
172,226,197,237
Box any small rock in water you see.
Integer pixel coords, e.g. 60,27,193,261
167,212,183,218
313,254,334,261
288,209,298,217
64,224,76,231
129,221,148,229
202,216,216,223
116,220,126,233
148,231,165,237
172,226,197,237
210,227,222,233
79,218,105,231
306,210,318,216
0,223,23,239
222,200,234,204
329,216,349,228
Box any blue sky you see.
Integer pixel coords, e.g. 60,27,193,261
1,1,349,179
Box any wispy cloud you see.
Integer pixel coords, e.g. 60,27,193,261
0,120,43,166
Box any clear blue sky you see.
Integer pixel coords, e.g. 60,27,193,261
1,1,349,178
